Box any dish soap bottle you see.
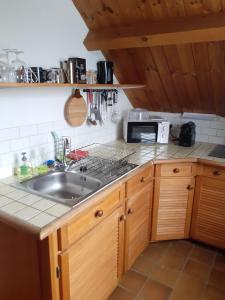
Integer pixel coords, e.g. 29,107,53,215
20,152,31,177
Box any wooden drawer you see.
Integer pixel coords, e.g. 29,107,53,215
58,186,122,250
126,165,153,198
155,163,196,177
201,165,225,181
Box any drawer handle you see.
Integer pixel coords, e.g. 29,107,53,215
187,185,194,191
140,177,145,183
95,210,104,218
173,168,180,173
213,170,222,176
127,208,134,215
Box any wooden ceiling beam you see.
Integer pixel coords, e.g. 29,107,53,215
84,13,225,50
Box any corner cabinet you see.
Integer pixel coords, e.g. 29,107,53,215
151,163,196,241
124,165,153,271
190,165,225,249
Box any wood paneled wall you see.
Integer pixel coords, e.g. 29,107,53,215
73,0,225,116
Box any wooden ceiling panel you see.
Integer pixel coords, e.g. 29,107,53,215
73,0,225,116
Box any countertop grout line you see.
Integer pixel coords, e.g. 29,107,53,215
0,141,224,234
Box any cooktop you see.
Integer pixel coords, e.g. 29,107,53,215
209,144,225,159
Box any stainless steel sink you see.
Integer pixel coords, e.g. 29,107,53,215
20,171,103,207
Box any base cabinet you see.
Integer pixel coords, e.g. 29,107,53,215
125,182,153,271
191,176,225,249
59,208,121,300
152,177,195,241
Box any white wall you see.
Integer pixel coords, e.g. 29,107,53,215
150,112,225,145
0,0,224,179
0,0,132,178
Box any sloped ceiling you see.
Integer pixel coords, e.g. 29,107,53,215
73,0,225,116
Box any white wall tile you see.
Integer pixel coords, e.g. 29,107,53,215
19,125,38,137
0,128,19,142
208,136,225,144
217,129,225,137
30,134,49,147
210,121,225,129
0,141,11,154
11,137,30,151
37,122,54,134
196,127,217,136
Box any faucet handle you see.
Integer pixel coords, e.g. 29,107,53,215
54,160,65,171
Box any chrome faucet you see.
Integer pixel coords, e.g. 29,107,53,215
54,139,72,171
64,160,77,172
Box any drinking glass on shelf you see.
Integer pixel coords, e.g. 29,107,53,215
2,48,18,82
11,50,26,83
0,53,8,82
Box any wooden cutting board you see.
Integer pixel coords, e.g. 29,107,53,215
65,89,87,126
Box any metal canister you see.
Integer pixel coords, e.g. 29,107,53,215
68,59,75,84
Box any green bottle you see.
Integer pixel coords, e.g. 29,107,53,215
20,152,29,176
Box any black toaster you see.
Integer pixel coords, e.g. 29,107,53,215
179,122,196,147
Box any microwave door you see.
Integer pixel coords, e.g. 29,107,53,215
127,122,158,143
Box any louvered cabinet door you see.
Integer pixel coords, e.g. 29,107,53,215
191,177,225,249
59,208,121,300
152,177,195,241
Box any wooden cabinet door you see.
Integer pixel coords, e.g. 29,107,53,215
59,208,121,300
152,177,195,241
125,183,153,271
191,176,225,249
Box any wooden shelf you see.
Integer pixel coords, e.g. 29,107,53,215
0,83,145,89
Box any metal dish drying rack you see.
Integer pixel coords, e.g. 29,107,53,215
68,143,137,184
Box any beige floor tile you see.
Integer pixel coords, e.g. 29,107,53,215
154,241,171,249
208,269,225,292
190,245,216,265
183,259,210,282
139,278,172,300
159,248,186,271
108,286,135,300
119,270,147,295
214,254,225,273
201,285,225,300
170,273,205,300
142,244,166,261
169,240,193,256
132,255,156,276
148,262,180,288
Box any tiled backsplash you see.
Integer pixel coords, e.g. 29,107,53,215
150,112,225,145
1,109,225,179
0,90,131,179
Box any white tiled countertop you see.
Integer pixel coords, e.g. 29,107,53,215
0,140,224,238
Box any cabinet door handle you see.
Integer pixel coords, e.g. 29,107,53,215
140,177,145,183
173,168,180,173
119,215,126,222
213,170,222,176
127,208,134,215
187,185,194,191
95,210,104,218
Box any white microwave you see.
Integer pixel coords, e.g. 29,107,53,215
123,114,170,144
